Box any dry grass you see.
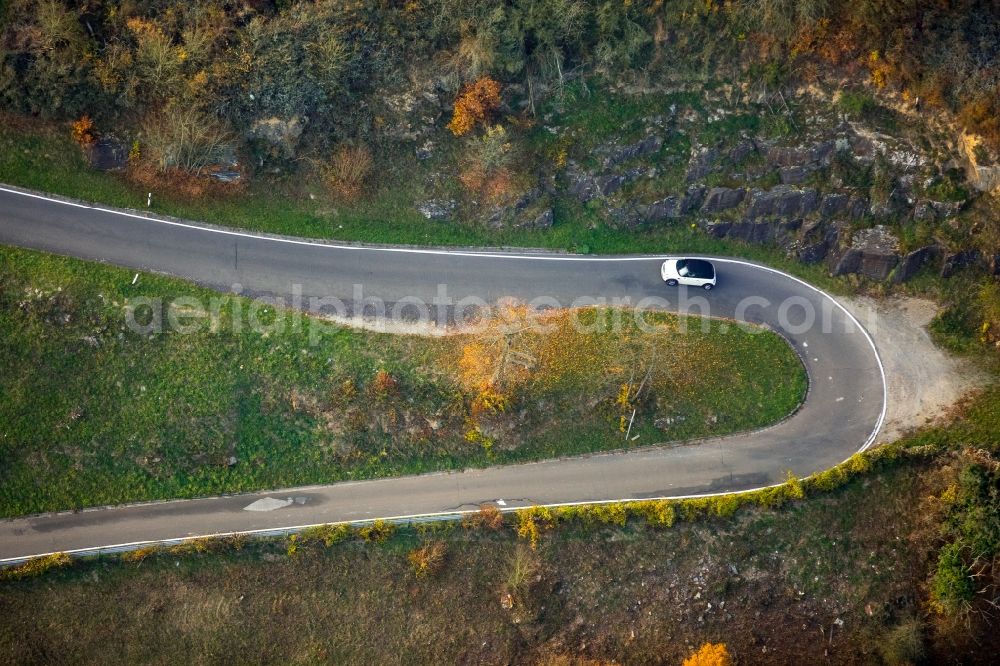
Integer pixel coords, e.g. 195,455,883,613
2,460,982,664
325,144,373,202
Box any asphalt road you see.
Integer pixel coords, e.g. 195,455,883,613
0,185,886,562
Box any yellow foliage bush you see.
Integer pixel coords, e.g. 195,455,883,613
630,500,676,527
447,76,501,136
516,506,555,549
682,642,732,666
71,115,96,146
300,523,352,547
168,537,213,555
357,519,395,544
0,552,72,581
121,546,159,564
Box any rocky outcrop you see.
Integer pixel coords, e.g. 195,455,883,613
379,79,445,142
728,139,757,164
601,134,663,169
746,186,819,219
527,208,554,229
701,187,746,213
416,199,456,221
794,220,843,264
706,218,800,244
686,146,718,182
86,137,128,171
833,225,900,281
940,249,981,278
778,165,816,184
566,164,645,203
893,245,943,283
766,141,835,168
248,116,306,158
638,186,707,223
913,199,963,222
484,183,557,229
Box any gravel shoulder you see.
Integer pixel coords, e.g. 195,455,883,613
843,296,988,443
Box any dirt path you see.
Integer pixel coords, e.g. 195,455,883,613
843,296,988,443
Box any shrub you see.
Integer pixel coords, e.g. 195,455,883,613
846,453,872,475
0,552,72,581
370,369,399,398
71,115,96,146
930,541,974,615
408,542,447,577
463,503,505,530
167,537,214,555
300,523,352,547
121,546,159,564
582,503,627,526
682,642,732,666
630,500,675,527
286,533,300,557
447,76,501,136
879,617,925,666
141,102,233,174
326,144,373,202
516,506,555,549
679,497,711,521
357,519,395,544
505,543,540,594
710,494,741,518
837,90,877,118
808,465,849,493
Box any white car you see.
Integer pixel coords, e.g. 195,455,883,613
661,258,717,290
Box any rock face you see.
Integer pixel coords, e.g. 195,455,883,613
746,186,819,219
778,165,813,184
706,218,800,244
893,245,943,283
379,79,444,142
686,146,718,182
940,249,981,278
601,134,663,169
416,199,457,221
86,137,128,171
566,165,644,203
833,225,901,281
248,116,306,158
701,187,746,213
766,141,835,168
533,208,555,228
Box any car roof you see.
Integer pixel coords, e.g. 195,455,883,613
679,258,714,272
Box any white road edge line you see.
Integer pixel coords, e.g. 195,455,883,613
0,184,889,565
